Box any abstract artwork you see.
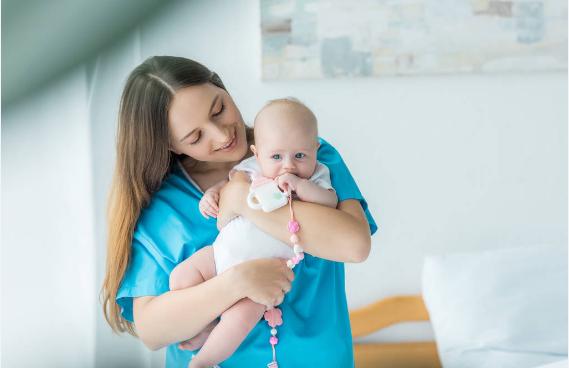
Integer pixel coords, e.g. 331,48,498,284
261,0,568,79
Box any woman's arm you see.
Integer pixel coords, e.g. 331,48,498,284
218,172,371,263
133,258,294,350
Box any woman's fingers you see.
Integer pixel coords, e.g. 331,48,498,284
274,294,284,307
278,259,295,282
234,258,296,307
281,281,292,293
277,278,292,294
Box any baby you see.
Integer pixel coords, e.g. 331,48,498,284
169,98,337,368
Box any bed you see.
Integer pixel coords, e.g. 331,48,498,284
350,295,441,368
349,245,568,368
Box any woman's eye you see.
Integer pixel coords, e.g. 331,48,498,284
271,154,281,160
190,132,202,145
212,104,224,117
295,153,306,159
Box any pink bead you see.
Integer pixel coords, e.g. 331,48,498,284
292,255,300,265
270,336,279,345
290,234,299,243
288,220,300,233
297,252,304,260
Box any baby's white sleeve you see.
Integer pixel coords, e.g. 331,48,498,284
228,156,260,180
310,162,335,191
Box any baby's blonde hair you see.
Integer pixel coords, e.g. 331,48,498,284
253,97,318,142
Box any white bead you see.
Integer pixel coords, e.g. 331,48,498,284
286,260,294,269
271,328,277,335
293,244,304,254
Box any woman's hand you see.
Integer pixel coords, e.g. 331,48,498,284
230,258,295,309
217,171,250,229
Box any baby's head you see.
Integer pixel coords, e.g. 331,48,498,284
250,98,319,179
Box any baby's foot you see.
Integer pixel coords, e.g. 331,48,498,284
178,320,217,351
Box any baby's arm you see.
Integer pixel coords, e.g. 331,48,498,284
277,173,338,208
199,179,228,219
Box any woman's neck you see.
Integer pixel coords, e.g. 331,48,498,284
200,160,238,173
181,156,236,175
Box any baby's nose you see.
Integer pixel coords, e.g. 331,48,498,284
282,157,295,169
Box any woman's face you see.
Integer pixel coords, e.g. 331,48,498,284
168,83,248,163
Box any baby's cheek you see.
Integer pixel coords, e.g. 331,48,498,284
258,158,280,178
300,160,318,179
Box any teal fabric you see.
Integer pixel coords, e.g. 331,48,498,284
117,138,377,367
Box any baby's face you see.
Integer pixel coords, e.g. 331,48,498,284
253,106,319,180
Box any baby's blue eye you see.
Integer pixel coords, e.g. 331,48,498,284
295,153,306,159
271,154,281,160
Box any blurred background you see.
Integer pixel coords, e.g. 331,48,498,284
2,0,567,367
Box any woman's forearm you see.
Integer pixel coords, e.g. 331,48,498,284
241,199,371,263
133,268,242,350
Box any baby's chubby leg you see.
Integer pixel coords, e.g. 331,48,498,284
169,245,216,290
169,246,218,351
189,298,266,368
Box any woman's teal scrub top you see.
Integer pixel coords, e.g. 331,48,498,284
117,138,377,368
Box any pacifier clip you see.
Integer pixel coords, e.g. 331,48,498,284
263,188,304,368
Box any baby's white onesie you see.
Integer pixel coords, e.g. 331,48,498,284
213,156,333,274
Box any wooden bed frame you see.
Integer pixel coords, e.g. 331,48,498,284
349,295,442,368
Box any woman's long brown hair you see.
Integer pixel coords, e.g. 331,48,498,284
101,56,252,335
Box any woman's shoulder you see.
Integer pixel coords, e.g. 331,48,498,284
137,164,199,227
316,137,347,167
134,163,217,260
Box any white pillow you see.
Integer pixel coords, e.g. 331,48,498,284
422,245,568,368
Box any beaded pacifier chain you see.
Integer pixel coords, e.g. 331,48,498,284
263,188,304,368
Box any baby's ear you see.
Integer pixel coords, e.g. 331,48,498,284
250,144,258,156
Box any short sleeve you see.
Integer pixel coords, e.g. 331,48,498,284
229,156,260,180
310,163,334,191
317,138,378,235
116,237,170,322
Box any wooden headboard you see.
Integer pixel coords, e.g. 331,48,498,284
349,295,442,368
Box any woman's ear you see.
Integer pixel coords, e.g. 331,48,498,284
169,144,181,155
250,144,258,156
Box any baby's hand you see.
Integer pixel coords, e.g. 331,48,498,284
199,190,220,219
277,173,302,193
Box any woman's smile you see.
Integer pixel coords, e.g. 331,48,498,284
214,129,237,152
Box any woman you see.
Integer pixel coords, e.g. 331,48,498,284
101,56,377,367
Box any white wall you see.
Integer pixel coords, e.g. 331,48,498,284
1,69,96,367
88,33,164,368
2,0,566,366
92,0,567,346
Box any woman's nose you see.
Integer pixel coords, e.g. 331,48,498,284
210,124,230,143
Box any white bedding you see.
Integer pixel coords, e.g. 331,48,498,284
422,245,568,368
